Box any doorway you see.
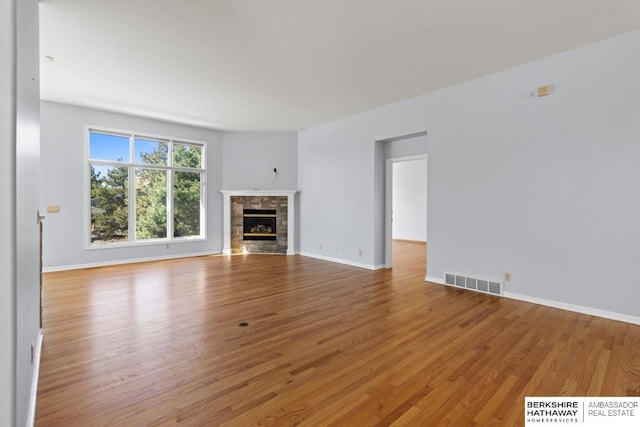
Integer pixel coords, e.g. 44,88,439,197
385,155,427,268
374,131,427,270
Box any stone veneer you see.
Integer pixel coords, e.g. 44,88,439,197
231,196,288,254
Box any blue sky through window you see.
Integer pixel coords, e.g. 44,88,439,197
89,132,130,182
90,131,201,182
89,132,130,162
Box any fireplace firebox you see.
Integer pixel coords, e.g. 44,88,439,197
243,209,277,241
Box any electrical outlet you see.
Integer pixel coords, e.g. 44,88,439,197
358,249,363,257
319,244,323,250
504,272,511,282
334,246,338,253
537,84,552,97
165,243,170,250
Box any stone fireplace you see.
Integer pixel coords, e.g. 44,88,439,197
221,190,297,255
231,197,286,253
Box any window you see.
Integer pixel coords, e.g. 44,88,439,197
88,128,206,247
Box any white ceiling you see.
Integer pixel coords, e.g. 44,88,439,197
39,0,640,131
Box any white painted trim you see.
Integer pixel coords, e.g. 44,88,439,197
42,250,221,273
26,330,43,427
385,159,392,268
424,275,639,325
503,291,640,326
298,252,385,270
425,275,445,285
85,236,207,251
286,193,296,256
220,190,298,197
387,154,428,163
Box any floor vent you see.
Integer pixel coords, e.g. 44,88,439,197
445,273,503,297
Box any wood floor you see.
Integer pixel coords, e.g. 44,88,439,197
36,241,640,426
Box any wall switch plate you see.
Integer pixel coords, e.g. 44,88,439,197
46,205,60,213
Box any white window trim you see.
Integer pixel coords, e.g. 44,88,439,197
84,125,207,249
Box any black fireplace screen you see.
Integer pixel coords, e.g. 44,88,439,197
243,209,277,241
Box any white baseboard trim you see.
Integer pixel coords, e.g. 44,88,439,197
503,292,640,326
425,275,445,285
425,276,639,325
393,239,427,244
298,252,385,270
43,250,222,272
26,330,43,427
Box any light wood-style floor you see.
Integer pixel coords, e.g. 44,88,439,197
36,241,640,426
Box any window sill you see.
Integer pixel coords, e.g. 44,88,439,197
86,237,206,250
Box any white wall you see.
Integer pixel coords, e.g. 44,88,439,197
393,159,427,241
222,132,297,190
383,133,427,159
40,102,224,270
299,30,640,319
298,114,378,267
1,0,17,424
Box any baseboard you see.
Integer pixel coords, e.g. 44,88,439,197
298,252,385,270
42,250,222,272
26,330,43,427
393,239,427,244
503,291,640,326
425,274,639,325
425,275,445,285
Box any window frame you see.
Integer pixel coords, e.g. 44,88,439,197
85,125,207,249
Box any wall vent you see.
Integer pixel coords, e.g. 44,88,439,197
444,273,503,297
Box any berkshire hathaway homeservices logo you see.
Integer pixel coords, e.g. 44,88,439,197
525,397,639,426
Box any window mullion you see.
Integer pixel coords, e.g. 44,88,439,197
200,171,206,238
167,141,174,240
167,170,174,240
129,134,136,243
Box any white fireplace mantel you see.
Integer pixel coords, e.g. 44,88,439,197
220,190,298,255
